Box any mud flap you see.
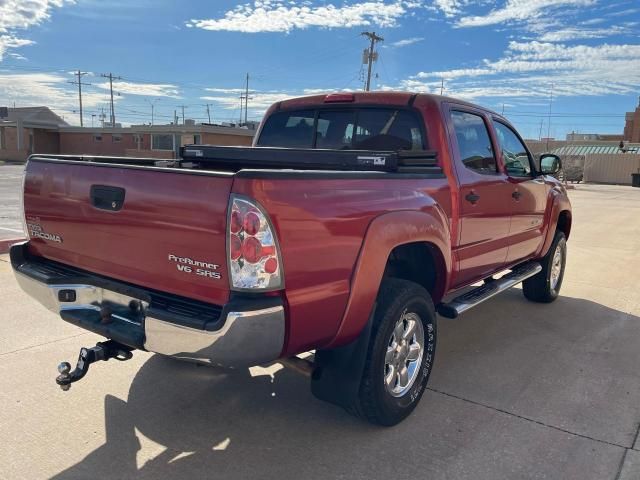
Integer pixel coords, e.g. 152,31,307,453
310,304,375,410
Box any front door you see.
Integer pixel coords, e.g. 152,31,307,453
492,120,547,264
448,108,513,287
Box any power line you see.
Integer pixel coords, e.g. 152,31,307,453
68,70,91,127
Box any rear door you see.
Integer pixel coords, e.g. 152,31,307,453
447,107,513,287
23,159,234,305
491,120,547,264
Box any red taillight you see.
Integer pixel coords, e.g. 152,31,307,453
264,257,278,274
230,234,242,260
243,211,260,236
228,195,283,290
242,236,263,264
230,210,243,234
324,93,355,103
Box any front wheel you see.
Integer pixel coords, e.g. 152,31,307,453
354,278,437,426
523,231,567,303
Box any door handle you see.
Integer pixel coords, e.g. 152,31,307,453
512,191,522,200
465,192,480,204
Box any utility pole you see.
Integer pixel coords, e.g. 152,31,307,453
145,98,161,125
101,73,122,126
178,105,187,124
239,73,252,125
440,78,444,95
361,32,383,92
206,104,211,123
545,83,554,150
538,119,544,141
69,70,91,127
244,73,249,125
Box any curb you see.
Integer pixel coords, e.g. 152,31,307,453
0,238,25,255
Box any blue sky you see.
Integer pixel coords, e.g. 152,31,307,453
0,0,638,139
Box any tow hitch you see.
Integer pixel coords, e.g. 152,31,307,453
56,340,134,391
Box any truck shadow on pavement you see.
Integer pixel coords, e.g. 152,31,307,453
51,292,640,480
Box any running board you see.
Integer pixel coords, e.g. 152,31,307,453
437,262,542,319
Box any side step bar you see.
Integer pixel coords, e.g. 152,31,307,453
437,262,542,319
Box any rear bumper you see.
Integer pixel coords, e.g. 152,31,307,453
10,242,285,368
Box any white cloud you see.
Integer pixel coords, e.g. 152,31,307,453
0,0,71,60
201,87,342,116
433,0,465,17
0,72,109,123
186,1,420,33
455,0,594,28
0,35,34,60
388,36,424,47
94,80,181,98
403,40,640,100
0,72,182,126
538,25,634,42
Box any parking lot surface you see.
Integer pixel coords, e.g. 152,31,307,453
1,183,639,479
0,164,24,242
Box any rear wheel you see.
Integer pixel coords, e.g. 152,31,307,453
354,278,437,426
523,231,566,303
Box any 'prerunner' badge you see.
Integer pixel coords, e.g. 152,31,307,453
168,254,221,279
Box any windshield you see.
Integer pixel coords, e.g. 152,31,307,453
257,108,425,150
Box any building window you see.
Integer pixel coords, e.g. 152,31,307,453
112,134,122,143
0,127,5,150
193,134,201,145
94,134,102,142
152,134,174,150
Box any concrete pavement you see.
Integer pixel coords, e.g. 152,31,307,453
0,164,25,248
1,184,639,479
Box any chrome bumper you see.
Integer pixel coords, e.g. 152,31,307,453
11,245,285,368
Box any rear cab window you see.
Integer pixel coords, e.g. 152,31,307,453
257,107,425,151
450,110,498,175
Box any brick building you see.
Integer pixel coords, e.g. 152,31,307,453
624,97,640,143
1,106,255,162
0,107,68,161
58,123,254,159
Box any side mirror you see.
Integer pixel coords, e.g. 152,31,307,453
539,154,562,175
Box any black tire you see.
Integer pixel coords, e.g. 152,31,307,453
523,231,567,303
353,278,437,426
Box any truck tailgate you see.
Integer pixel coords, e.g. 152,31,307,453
23,159,233,305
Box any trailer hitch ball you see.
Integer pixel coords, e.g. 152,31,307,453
57,362,72,391
55,341,133,391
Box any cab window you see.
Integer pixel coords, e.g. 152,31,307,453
257,108,425,151
451,111,497,174
492,121,533,177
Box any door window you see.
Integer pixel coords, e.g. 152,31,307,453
451,111,497,174
493,121,533,177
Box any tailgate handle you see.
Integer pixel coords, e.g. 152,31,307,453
90,185,126,211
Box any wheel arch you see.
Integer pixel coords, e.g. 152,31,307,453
383,241,447,303
556,209,572,240
539,189,572,257
323,209,451,349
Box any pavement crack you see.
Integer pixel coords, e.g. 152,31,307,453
614,450,629,480
427,387,628,450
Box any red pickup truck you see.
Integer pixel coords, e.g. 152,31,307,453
11,92,571,426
